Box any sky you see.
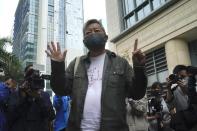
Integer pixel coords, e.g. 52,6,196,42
83,0,107,32
0,0,19,38
0,0,107,38
0,0,107,52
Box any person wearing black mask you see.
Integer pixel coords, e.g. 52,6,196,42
166,65,188,113
45,19,147,131
166,65,193,131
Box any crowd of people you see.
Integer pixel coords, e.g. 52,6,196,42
0,19,196,131
126,65,197,131
0,64,71,131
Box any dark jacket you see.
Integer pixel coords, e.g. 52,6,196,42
7,90,55,131
51,50,147,131
188,75,197,104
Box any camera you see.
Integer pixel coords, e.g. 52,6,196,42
148,96,163,115
24,69,51,90
168,74,181,84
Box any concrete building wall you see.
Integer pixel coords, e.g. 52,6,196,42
105,0,122,52
106,0,197,71
37,0,48,67
36,0,84,69
165,39,191,73
65,0,84,66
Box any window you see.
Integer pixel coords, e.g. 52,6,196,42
48,0,54,6
152,0,161,9
121,0,170,29
136,0,145,6
189,40,197,66
145,47,168,87
48,5,54,13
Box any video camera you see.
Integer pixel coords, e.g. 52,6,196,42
148,96,163,116
24,69,51,90
168,74,181,84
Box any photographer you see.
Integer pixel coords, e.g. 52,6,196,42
147,82,171,131
185,66,197,130
166,65,189,112
7,65,55,131
166,65,188,131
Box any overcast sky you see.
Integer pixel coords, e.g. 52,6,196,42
0,0,19,38
0,0,107,38
83,0,107,32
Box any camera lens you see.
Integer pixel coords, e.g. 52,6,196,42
169,74,175,81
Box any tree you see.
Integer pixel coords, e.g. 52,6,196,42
0,37,23,81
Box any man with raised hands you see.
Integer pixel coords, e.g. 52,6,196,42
46,19,147,131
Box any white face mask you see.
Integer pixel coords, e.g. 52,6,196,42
182,77,189,86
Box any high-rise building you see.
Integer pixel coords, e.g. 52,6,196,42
13,0,84,95
13,0,39,66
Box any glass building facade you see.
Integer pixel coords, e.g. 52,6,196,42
13,0,84,96
13,0,39,67
58,0,66,49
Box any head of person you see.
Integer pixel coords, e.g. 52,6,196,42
83,19,108,52
186,66,197,77
24,64,33,78
151,82,163,96
4,77,17,90
173,65,187,79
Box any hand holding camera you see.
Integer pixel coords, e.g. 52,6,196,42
168,74,181,84
19,81,41,98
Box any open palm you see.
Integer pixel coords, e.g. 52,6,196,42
45,42,67,62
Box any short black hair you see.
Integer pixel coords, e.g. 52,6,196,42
151,82,163,90
4,76,14,81
83,19,105,36
4,76,11,81
24,64,33,73
173,65,187,74
187,66,197,75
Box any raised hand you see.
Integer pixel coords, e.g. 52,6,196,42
132,39,146,66
45,42,67,62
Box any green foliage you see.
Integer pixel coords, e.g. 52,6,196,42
0,37,23,81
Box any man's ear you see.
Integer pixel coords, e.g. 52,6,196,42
105,35,108,42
